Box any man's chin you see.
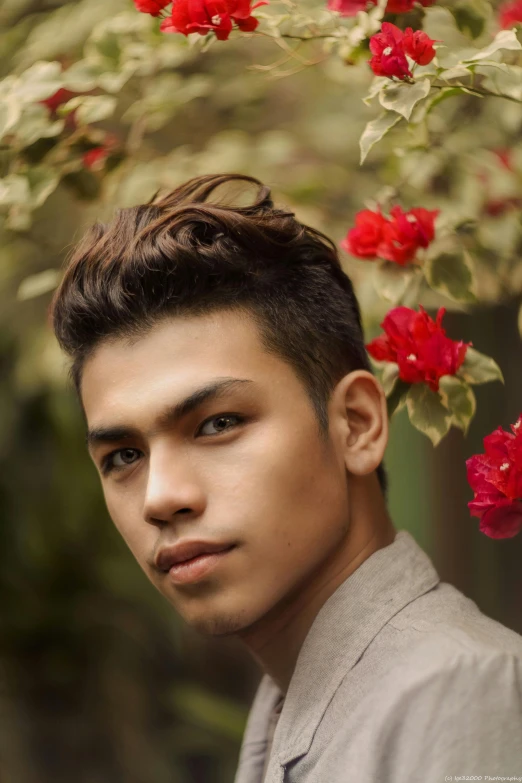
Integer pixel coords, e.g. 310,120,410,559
188,611,254,637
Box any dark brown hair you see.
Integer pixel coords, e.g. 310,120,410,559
50,173,388,497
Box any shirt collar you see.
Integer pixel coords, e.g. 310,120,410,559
266,529,441,765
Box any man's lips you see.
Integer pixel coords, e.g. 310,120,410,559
155,540,236,572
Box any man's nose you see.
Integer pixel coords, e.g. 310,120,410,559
142,446,206,526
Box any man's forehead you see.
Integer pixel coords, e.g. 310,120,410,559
79,311,291,426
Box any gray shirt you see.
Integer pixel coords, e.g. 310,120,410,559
233,529,522,783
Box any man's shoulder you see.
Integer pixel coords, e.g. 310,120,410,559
386,579,522,661
329,578,522,718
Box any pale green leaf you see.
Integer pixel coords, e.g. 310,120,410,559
462,29,522,62
13,61,64,103
439,64,473,80
438,375,476,435
0,175,30,207
424,249,477,303
477,63,522,101
26,166,60,208
62,61,106,91
0,99,22,138
387,379,411,418
379,78,431,121
66,95,117,125
457,346,504,385
11,104,64,146
17,269,61,301
372,262,415,305
381,362,399,396
406,384,452,446
359,111,402,165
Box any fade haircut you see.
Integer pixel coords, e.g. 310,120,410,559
50,173,389,498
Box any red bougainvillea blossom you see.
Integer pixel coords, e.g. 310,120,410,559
369,22,438,79
328,0,435,16
369,22,412,79
83,147,110,170
40,87,80,131
498,0,522,28
466,416,522,539
159,0,267,39
133,0,170,15
402,26,437,64
341,204,439,265
366,306,471,392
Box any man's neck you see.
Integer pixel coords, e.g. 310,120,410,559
236,482,397,694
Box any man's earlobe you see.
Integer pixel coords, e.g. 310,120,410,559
333,370,389,477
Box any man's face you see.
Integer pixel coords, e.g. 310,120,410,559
81,310,352,636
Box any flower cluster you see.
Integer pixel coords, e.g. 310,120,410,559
134,0,267,40
341,204,439,266
369,22,438,79
366,305,471,392
328,0,434,16
499,0,522,29
466,416,522,539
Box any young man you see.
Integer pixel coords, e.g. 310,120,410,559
50,173,522,782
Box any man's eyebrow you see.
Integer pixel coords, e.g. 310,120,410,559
86,377,255,450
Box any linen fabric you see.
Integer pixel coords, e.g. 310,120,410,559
233,529,522,783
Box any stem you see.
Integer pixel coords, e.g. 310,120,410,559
432,81,522,104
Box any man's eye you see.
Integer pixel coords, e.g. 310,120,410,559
198,414,244,437
102,448,141,475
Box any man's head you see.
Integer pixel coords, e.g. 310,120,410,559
50,173,390,637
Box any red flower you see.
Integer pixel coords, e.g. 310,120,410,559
369,22,438,79
466,415,522,539
40,88,78,115
160,0,267,39
498,0,522,28
379,205,439,265
340,208,388,257
369,22,412,79
133,0,170,15
341,204,439,265
327,0,371,13
366,305,471,392
83,147,109,170
402,27,437,65
328,0,435,15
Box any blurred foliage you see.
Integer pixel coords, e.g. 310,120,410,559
1,1,522,781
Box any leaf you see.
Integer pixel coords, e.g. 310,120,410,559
62,61,105,91
457,346,504,385
0,175,30,206
381,362,399,396
65,95,117,125
17,269,61,301
477,64,522,101
424,249,477,303
438,375,476,435
453,4,486,39
13,61,64,103
379,78,431,121
372,262,416,305
26,166,60,208
11,104,63,147
359,111,402,165
462,29,522,62
406,384,452,446
439,64,473,80
387,378,411,418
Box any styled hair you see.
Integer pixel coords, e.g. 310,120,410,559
50,173,388,498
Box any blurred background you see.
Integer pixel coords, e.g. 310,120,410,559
1,1,521,781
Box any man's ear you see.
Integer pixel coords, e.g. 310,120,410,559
329,370,389,477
